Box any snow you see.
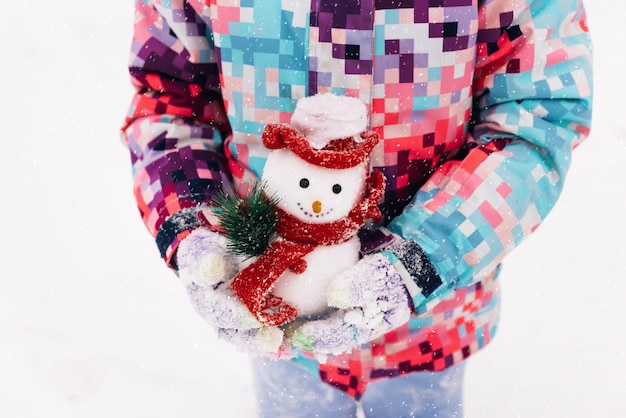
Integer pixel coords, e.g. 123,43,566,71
1,2,624,417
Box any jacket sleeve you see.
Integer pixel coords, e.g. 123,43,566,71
387,0,593,313
121,0,232,268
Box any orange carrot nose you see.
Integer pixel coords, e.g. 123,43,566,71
312,200,322,213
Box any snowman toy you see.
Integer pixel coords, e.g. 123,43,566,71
228,93,386,327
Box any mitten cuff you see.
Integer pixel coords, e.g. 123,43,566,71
156,206,214,269
363,228,443,313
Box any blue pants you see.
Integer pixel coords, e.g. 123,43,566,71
252,358,465,418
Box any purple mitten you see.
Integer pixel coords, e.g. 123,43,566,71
177,227,238,287
178,228,285,355
178,228,258,329
290,253,411,355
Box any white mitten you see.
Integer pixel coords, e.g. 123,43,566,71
290,253,411,355
177,228,285,356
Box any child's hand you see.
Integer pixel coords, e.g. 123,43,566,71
177,227,238,288
178,228,286,356
290,253,411,355
178,228,258,329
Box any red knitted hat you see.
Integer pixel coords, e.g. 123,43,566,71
262,93,380,169
261,124,379,169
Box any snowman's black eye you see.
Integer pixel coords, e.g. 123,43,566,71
299,178,310,188
332,184,342,194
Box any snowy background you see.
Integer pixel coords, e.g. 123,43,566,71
1,2,624,417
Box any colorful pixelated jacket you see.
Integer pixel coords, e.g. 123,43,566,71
122,0,592,399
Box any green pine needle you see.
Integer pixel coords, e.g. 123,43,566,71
212,182,279,258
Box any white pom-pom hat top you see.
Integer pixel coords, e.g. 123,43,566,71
290,93,368,150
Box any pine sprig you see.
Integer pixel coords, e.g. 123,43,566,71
212,182,279,258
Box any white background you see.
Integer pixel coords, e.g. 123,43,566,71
1,2,624,417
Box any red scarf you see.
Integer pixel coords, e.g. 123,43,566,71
230,170,385,326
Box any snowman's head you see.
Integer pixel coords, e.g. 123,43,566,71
262,149,367,224
260,94,380,224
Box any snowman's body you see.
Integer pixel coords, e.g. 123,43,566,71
272,236,361,318
261,148,368,318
